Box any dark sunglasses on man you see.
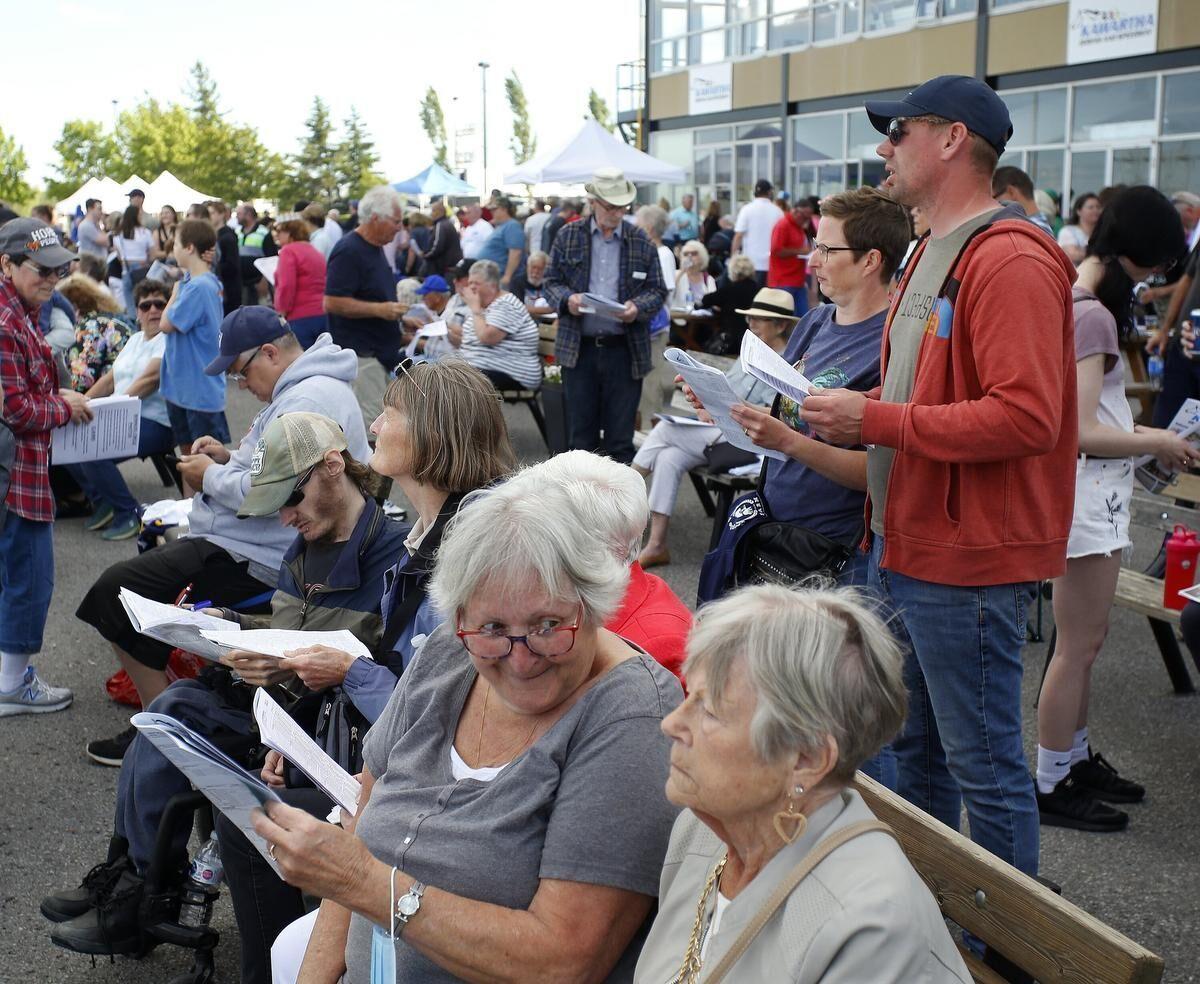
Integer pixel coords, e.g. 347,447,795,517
283,464,317,508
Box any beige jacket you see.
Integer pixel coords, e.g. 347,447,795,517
633,789,971,984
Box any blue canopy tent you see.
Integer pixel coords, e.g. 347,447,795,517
390,163,477,197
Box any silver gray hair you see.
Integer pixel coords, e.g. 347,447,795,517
429,478,630,628
396,278,422,306
728,254,756,281
527,250,550,268
507,451,648,566
469,259,501,286
681,239,709,268
685,583,907,782
358,185,403,224
636,204,669,240
1171,191,1200,208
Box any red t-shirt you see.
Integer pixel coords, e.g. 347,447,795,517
768,212,809,288
605,563,693,679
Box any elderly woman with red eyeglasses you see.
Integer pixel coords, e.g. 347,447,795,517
258,465,684,984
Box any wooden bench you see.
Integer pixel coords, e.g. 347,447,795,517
855,773,1165,983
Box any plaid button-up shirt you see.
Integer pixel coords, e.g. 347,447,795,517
542,218,668,379
0,277,71,523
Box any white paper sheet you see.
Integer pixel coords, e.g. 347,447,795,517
132,712,282,872
51,395,141,465
579,292,627,319
739,329,814,403
1134,398,1200,493
253,690,361,816
1178,582,1200,605
253,255,279,287
118,587,238,662
200,628,374,661
662,348,786,461
654,413,715,428
416,320,449,338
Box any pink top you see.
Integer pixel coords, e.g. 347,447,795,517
274,241,327,321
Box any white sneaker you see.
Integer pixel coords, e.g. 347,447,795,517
0,666,73,716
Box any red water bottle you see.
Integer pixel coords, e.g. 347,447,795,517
1163,524,1200,610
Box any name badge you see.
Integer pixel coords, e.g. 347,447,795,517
632,271,647,280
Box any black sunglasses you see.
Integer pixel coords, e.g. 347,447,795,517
283,464,318,508
886,116,953,146
138,299,168,312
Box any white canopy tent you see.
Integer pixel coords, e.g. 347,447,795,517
503,120,686,185
56,176,126,216
55,172,211,217
142,171,216,213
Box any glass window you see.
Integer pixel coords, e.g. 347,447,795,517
694,149,714,184
1163,72,1200,136
857,159,885,188
727,0,765,21
696,127,733,145
770,3,812,49
1003,88,1066,146
813,1,839,40
1160,140,1200,195
865,0,915,32
1072,78,1156,143
772,139,785,189
1026,149,1065,197
792,113,845,161
652,38,688,72
1112,146,1150,187
651,130,695,185
733,18,767,56
697,27,729,63
942,0,975,13
1069,150,1106,202
653,0,689,39
736,143,755,199
738,121,783,139
848,112,881,159
693,0,727,29
715,147,733,184
843,0,861,32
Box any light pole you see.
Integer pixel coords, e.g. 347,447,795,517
478,61,490,196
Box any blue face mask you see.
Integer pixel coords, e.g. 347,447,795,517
371,867,398,984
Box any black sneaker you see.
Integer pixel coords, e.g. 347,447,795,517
1069,750,1146,804
1037,775,1129,832
86,725,137,767
41,852,133,923
50,869,145,955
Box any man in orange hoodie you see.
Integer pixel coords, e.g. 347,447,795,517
803,76,1077,885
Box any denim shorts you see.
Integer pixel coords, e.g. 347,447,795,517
165,401,231,447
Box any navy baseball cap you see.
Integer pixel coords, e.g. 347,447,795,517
864,75,1013,155
415,274,449,295
205,306,291,375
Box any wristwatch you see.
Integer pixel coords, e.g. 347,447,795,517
394,880,426,931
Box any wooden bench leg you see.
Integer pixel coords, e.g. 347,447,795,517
688,472,716,518
1147,616,1196,694
525,397,549,449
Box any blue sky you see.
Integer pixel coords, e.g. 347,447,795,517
8,0,642,193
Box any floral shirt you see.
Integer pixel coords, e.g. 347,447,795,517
67,312,134,392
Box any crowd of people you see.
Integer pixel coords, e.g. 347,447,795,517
0,69,1197,982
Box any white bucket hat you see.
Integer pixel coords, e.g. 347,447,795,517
584,167,637,208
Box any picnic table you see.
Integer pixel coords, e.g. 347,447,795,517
669,308,716,352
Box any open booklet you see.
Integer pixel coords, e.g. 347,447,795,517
739,329,814,404
578,292,627,319
663,348,785,461
199,628,374,661
1135,398,1200,494
253,689,361,816
131,712,282,873
119,588,239,662
52,395,141,465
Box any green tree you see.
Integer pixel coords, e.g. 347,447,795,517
45,120,117,202
0,127,33,204
336,107,382,199
283,97,340,204
504,71,537,165
587,88,614,132
419,87,449,170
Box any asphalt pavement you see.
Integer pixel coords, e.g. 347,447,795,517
1,382,1197,982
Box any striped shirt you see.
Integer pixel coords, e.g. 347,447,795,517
461,291,542,389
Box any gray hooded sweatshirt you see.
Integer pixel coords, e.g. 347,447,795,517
186,333,371,582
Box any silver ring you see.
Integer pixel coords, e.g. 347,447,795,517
268,842,277,861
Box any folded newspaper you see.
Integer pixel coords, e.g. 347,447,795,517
119,588,238,662
131,712,282,872
1135,398,1200,494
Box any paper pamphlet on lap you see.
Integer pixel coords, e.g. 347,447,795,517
1135,398,1200,493
52,395,141,465
131,712,282,873
654,413,713,427
739,329,814,403
118,588,238,662
253,690,360,816
662,348,785,461
578,292,626,319
253,255,279,287
416,320,449,338
199,628,374,661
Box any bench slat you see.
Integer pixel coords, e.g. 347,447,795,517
1114,569,1181,622
1129,492,1200,533
855,775,1164,984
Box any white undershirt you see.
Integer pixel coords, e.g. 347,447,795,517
699,892,732,961
449,744,507,782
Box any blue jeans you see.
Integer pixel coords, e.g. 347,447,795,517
562,338,643,463
868,535,1039,877
1152,342,1200,428
288,314,328,349
165,401,231,447
0,513,54,654
67,418,175,523
114,678,253,873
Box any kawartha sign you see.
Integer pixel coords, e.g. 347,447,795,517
1067,0,1158,65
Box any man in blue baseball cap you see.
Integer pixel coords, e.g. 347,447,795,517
801,74,1079,885
402,275,454,361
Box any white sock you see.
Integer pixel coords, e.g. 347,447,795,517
0,652,31,692
1036,745,1072,794
1070,727,1090,766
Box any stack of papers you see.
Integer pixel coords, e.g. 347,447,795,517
52,395,141,465
253,690,361,815
253,255,279,287
199,628,374,661
662,348,786,461
739,330,814,403
578,292,626,320
132,712,282,872
119,588,238,662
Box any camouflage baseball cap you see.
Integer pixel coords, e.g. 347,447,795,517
237,412,348,518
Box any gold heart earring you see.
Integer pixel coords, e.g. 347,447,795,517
773,784,807,844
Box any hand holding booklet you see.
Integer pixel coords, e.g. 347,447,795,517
739,328,814,403
119,588,238,662
578,292,627,320
199,628,374,661
1135,398,1200,493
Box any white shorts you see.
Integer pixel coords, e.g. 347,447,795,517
1067,456,1132,559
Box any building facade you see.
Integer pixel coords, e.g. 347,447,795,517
641,0,1200,216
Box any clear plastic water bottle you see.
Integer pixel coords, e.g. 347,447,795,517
1148,353,1165,390
178,833,223,927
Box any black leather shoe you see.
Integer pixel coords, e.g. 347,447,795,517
1037,775,1128,832
1069,750,1145,804
41,854,134,923
50,869,145,955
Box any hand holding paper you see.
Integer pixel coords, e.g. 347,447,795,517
739,329,814,403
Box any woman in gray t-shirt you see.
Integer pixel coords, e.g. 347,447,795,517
256,471,684,983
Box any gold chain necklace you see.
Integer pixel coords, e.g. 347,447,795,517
670,852,728,984
473,683,539,767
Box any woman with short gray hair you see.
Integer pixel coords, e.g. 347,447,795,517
257,476,684,984
635,584,970,984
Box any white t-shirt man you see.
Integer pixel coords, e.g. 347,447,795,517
460,219,493,259
734,196,782,273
